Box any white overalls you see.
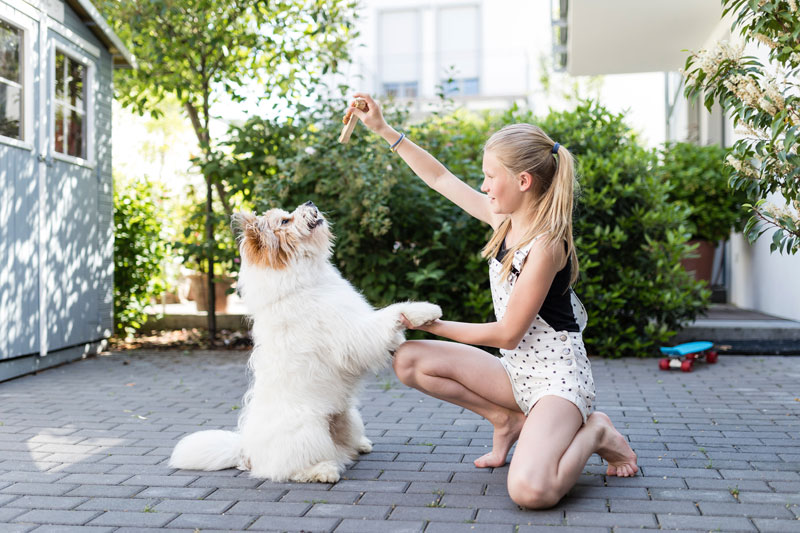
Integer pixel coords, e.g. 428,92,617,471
490,237,596,422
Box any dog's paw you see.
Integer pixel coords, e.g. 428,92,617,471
236,456,251,471
398,302,442,328
356,437,373,454
290,460,342,483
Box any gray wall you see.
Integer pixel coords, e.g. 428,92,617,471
1,0,114,380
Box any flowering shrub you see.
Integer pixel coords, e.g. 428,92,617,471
683,0,800,254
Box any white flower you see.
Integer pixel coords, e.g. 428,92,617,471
790,0,798,13
304,146,317,155
753,33,778,49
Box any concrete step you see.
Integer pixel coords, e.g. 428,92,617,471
672,304,800,354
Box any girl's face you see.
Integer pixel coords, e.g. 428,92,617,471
481,150,523,214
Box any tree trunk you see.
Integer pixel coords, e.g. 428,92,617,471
205,175,216,339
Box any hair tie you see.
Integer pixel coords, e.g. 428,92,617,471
552,142,560,155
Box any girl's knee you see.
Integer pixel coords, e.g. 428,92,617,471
392,341,424,385
507,474,560,509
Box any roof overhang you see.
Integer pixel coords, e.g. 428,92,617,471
560,0,726,75
66,0,136,69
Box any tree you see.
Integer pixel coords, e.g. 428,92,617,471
99,0,358,337
682,0,799,254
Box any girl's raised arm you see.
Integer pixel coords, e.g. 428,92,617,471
351,93,503,229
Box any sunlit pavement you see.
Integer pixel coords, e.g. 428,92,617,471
0,350,798,532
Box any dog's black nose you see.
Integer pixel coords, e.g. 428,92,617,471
304,201,316,208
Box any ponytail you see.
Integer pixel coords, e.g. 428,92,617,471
481,125,579,287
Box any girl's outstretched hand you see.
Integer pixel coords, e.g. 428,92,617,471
350,93,389,135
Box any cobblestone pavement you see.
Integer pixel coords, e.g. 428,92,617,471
0,350,798,532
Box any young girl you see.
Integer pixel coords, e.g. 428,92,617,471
350,93,638,509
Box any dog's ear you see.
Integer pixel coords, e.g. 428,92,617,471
231,212,258,244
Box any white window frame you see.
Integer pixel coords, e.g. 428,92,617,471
50,40,95,167
0,6,35,150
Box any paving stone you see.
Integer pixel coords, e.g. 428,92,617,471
1,483,78,496
28,527,115,533
608,499,699,514
76,497,160,512
476,507,563,525
162,512,255,529
85,510,179,528
63,485,144,498
425,523,514,533
280,489,361,504
11,509,101,525
334,519,423,533
656,513,758,531
751,518,800,532
225,501,311,516
565,511,657,528
248,515,339,532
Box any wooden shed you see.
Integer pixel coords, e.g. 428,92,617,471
0,0,133,381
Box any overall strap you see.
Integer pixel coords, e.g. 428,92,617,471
511,234,545,272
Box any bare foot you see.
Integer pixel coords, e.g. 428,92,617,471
474,410,526,468
589,411,639,477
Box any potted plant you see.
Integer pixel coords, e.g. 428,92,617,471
177,198,240,314
657,142,748,283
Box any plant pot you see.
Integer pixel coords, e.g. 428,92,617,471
188,274,234,313
681,239,715,283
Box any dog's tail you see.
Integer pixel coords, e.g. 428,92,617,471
169,430,242,471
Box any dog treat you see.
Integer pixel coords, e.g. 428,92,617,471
338,98,367,144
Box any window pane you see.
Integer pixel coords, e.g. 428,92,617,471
55,52,65,101
67,58,85,108
0,20,21,83
54,103,64,153
67,109,83,158
462,78,479,95
0,82,22,139
403,82,418,98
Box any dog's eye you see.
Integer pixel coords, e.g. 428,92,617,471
281,218,290,226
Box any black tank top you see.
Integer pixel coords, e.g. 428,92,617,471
496,239,580,332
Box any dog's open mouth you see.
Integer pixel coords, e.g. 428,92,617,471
308,218,324,230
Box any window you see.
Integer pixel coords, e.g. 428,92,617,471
0,19,23,140
383,81,418,99
438,6,480,96
54,50,87,159
379,10,420,98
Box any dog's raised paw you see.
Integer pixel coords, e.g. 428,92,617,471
399,302,442,328
291,460,342,483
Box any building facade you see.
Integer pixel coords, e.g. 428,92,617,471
0,0,133,381
559,0,800,322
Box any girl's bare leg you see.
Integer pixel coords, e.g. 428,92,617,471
506,396,639,509
392,340,525,467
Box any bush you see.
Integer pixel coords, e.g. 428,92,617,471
113,178,169,335
656,142,747,243
216,99,709,356
535,102,710,356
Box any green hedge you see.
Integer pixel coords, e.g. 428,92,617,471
113,178,169,335
212,99,708,356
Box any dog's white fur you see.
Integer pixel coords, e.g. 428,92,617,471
169,202,441,482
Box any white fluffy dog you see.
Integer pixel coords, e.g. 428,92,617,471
169,201,441,482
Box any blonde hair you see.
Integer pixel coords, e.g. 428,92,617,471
481,123,579,286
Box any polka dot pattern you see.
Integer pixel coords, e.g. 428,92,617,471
489,237,596,423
